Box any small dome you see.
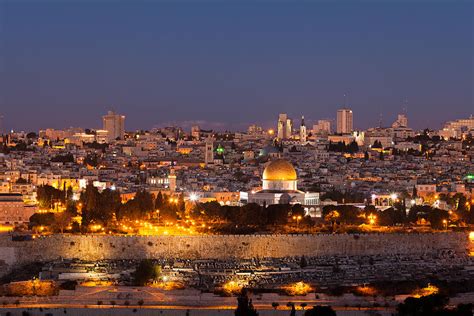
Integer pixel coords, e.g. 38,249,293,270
263,159,297,181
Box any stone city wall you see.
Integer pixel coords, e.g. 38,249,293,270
0,232,471,267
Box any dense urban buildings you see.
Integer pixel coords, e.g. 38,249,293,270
1,1,473,314
0,109,473,315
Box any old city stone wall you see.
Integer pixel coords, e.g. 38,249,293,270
0,232,470,267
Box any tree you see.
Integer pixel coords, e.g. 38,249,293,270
26,132,37,139
397,294,453,316
300,256,308,268
119,190,155,220
304,306,336,316
379,207,406,226
54,211,73,233
324,210,340,231
50,153,74,163
133,260,157,286
289,303,296,316
271,302,279,310
155,191,164,208
372,140,383,148
36,185,65,209
347,140,359,153
80,184,120,227
235,290,258,316
29,213,55,228
407,205,448,229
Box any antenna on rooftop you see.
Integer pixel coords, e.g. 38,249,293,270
403,98,408,115
0,114,4,135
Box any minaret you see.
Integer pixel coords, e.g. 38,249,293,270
204,136,214,165
300,116,307,144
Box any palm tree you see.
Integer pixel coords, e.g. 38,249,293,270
301,302,307,310
271,302,279,310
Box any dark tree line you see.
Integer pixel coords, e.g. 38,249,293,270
193,202,306,229
80,184,121,226
37,185,71,209
397,294,472,316
50,153,75,163
328,140,359,153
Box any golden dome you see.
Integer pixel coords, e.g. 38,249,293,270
262,159,297,181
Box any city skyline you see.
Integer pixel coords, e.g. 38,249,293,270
1,1,472,131
1,2,474,315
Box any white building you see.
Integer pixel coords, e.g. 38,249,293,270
299,116,307,143
277,113,292,140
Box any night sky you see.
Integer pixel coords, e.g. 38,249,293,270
0,1,472,132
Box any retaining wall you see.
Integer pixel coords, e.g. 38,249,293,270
0,232,470,267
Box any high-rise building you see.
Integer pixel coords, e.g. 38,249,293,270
336,108,353,134
313,119,331,135
102,111,125,142
299,116,307,143
392,114,408,128
277,113,292,140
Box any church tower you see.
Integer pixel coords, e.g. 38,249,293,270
300,116,307,144
204,136,214,165
168,167,177,192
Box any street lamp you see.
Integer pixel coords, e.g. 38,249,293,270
442,219,448,231
189,193,199,202
292,215,302,229
368,214,377,226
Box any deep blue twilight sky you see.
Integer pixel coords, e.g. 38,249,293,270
0,1,472,132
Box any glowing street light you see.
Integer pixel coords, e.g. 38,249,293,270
442,219,448,230
292,215,302,228
189,193,199,202
368,214,377,226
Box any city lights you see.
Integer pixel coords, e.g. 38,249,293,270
189,193,199,202
0,3,472,314
412,284,439,298
368,214,377,226
282,281,313,296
